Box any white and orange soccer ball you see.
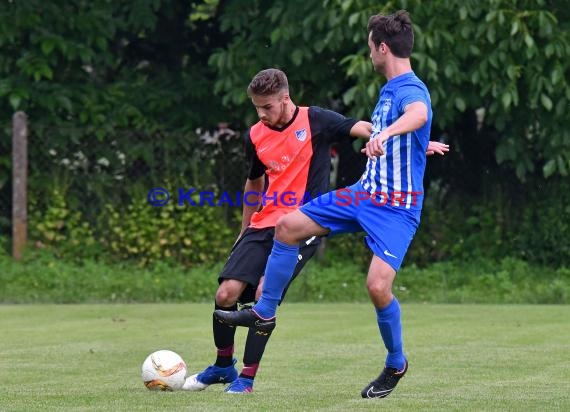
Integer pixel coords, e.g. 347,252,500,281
141,350,187,391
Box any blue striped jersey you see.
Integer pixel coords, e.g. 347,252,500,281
361,71,432,212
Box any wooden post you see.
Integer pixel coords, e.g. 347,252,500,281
12,111,28,260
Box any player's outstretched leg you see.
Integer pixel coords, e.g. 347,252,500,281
361,360,408,399
252,239,300,318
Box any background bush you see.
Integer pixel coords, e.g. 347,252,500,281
29,187,233,267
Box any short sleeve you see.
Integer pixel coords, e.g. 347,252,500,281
397,84,430,114
308,106,359,144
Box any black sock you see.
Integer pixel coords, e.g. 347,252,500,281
213,303,237,367
240,325,273,379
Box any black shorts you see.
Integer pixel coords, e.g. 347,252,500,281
218,227,320,304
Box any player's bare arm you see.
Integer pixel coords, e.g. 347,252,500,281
350,120,373,139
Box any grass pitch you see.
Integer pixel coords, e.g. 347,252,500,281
1,303,569,411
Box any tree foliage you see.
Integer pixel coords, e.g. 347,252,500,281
211,0,570,181
0,0,228,131
0,0,232,225
1,0,568,181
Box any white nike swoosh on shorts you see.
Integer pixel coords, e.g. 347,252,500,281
383,249,398,259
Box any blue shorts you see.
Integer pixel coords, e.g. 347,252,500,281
300,181,420,271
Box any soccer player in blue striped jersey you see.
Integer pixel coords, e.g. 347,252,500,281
216,10,435,399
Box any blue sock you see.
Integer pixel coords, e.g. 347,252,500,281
376,297,406,370
253,239,299,319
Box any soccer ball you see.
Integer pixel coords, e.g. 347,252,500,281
141,350,187,391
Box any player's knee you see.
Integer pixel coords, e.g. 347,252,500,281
275,215,299,243
215,285,239,307
366,281,391,304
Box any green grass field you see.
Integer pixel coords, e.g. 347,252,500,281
1,303,569,411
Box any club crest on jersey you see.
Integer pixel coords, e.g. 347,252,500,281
295,129,307,142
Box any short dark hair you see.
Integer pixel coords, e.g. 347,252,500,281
367,10,414,58
247,68,289,97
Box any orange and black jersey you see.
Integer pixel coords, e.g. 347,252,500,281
245,106,358,229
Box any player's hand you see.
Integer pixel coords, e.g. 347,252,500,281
426,141,449,156
361,133,387,159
